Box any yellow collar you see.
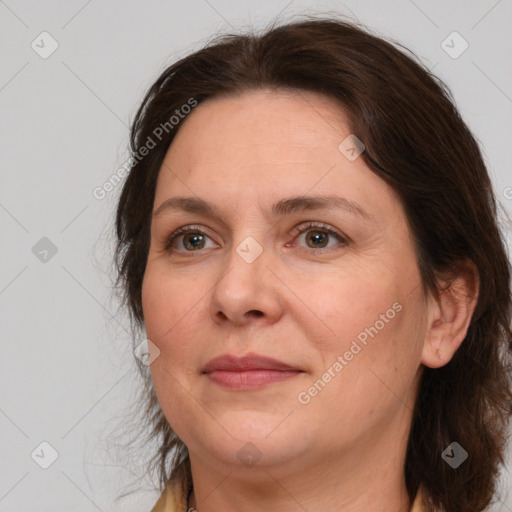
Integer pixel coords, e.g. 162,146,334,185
151,476,427,512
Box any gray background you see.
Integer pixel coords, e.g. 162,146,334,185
1,0,511,510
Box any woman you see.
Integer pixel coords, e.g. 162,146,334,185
114,17,512,512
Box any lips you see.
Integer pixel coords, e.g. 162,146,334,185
202,353,302,390
203,354,299,373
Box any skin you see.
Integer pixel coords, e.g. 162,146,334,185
142,89,478,512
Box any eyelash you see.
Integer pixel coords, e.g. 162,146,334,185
164,222,348,255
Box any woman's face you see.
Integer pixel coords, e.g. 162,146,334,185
142,89,430,475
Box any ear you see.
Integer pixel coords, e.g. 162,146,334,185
421,260,479,369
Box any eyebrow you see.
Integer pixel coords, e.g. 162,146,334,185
153,194,375,222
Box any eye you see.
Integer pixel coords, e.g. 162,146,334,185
288,222,348,251
164,222,348,255
164,225,217,253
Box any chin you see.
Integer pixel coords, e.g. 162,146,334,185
203,435,306,472
199,414,311,463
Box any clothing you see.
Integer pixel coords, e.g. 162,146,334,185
151,473,427,512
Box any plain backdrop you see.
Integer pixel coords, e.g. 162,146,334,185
1,1,512,510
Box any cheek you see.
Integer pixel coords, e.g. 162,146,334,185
295,266,422,401
294,268,402,354
143,269,206,434
142,267,209,408
142,267,202,349
298,293,423,443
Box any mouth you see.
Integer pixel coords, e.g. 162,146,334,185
202,353,303,390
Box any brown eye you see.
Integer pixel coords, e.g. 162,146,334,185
292,222,348,252
181,232,206,251
304,230,330,248
165,225,217,253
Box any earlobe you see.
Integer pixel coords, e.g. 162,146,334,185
421,261,479,369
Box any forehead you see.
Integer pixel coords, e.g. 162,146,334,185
153,89,402,224
168,89,350,167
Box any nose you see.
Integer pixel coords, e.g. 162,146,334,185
209,237,285,327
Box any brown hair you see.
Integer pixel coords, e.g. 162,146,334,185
114,16,512,511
